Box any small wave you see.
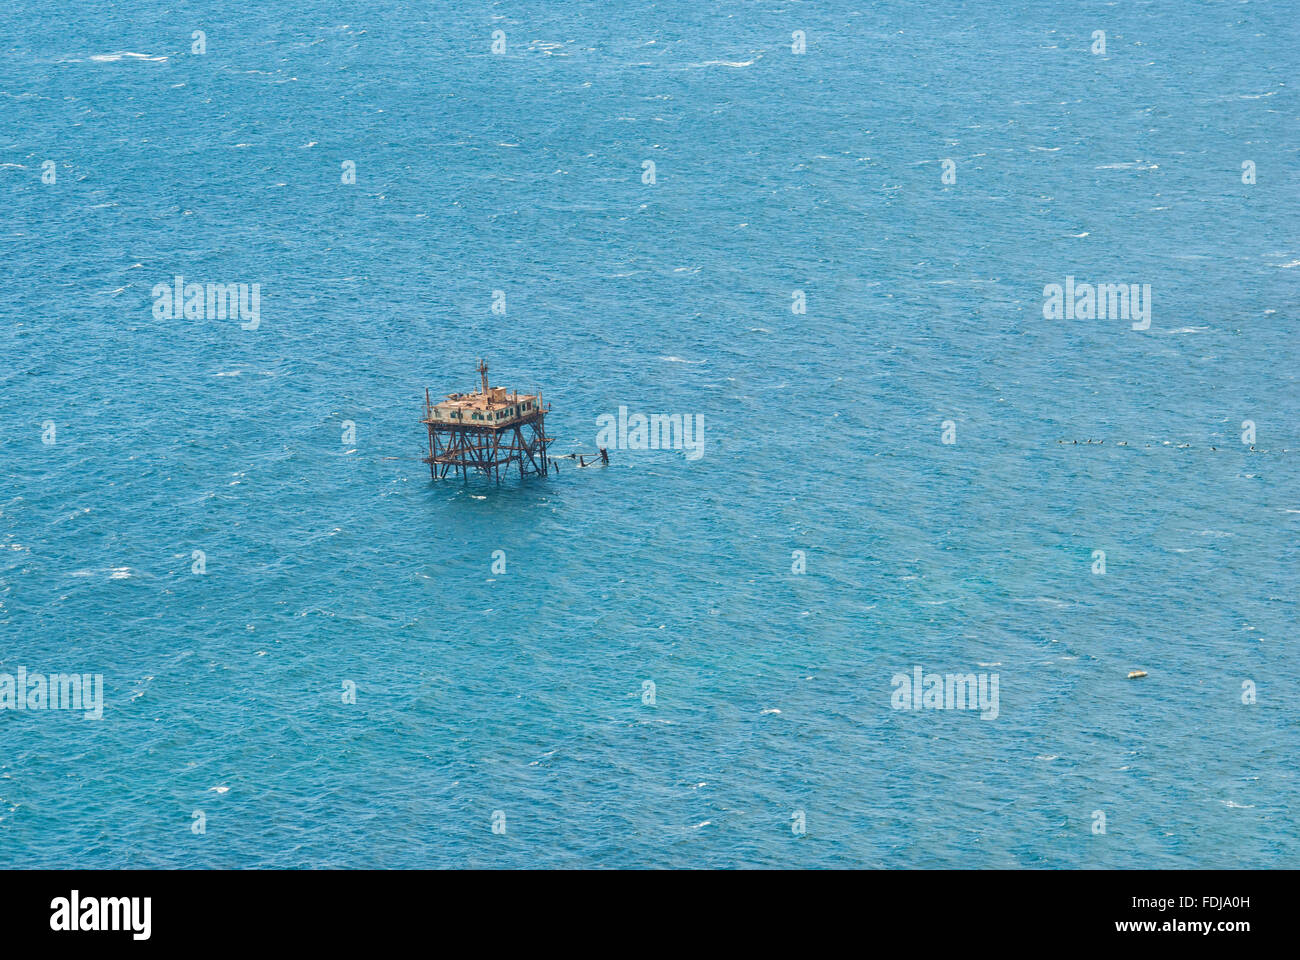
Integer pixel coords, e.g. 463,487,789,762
661,356,705,364
70,566,134,580
90,52,168,63
1010,596,1070,607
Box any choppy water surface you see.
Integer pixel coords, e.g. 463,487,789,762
0,2,1296,867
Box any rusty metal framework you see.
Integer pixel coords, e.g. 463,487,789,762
421,375,552,481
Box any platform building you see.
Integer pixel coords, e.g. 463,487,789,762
422,360,551,480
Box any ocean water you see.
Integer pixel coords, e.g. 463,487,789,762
1,1,1296,868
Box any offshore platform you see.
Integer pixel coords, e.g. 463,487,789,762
422,360,552,480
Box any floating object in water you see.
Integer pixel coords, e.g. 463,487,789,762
552,448,610,468
1052,439,1283,453
1127,670,1148,679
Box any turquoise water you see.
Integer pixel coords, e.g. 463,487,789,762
1,1,1296,867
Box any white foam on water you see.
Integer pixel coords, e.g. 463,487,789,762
89,52,168,63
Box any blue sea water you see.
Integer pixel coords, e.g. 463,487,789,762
1,1,1297,868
